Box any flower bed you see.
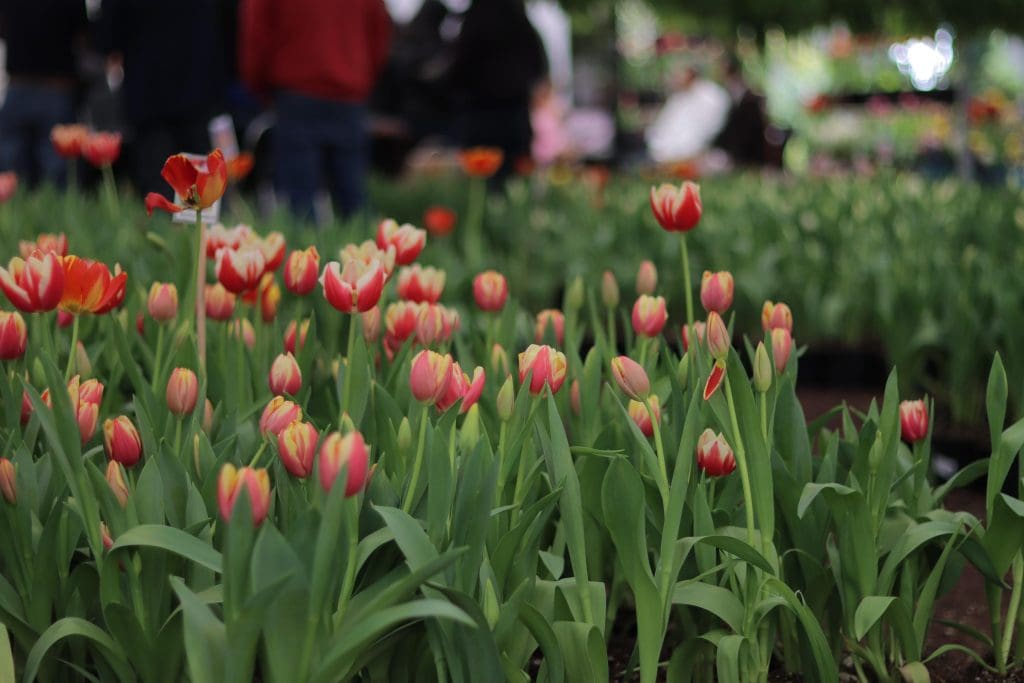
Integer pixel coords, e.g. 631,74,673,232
0,160,1022,682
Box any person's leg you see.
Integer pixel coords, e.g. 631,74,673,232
33,88,76,188
272,91,321,221
0,85,34,182
324,101,369,221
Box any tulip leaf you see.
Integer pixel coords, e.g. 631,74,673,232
765,578,839,682
853,595,920,661
110,524,223,573
169,577,226,683
22,617,135,683
715,634,747,683
982,493,1024,578
517,603,566,683
0,625,15,683
676,535,774,575
550,621,608,683
672,581,745,635
986,353,1007,456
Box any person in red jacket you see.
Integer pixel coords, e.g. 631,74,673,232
238,0,392,221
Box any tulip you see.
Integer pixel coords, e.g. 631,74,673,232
436,361,485,413
258,274,281,322
269,353,302,395
101,522,114,551
215,247,266,294
771,327,793,373
650,181,702,232
77,401,99,444
0,173,15,204
900,399,929,443
0,458,16,504
385,301,420,352
217,464,271,526
340,240,395,278
259,396,302,436
56,310,74,329
231,319,256,349
284,318,310,354
205,283,236,321
761,300,793,333
397,265,446,304
319,431,369,496
0,250,66,312
631,296,667,338
570,379,582,416
147,282,178,322
166,368,199,416
753,342,772,393
473,270,508,312
424,206,456,236
206,223,253,258
78,377,104,406
409,350,452,405
415,303,446,347
491,343,510,377
227,152,255,182
700,271,734,314
681,321,706,352
320,259,387,313
277,420,319,478
629,395,661,438
696,429,736,477
518,344,567,395
104,416,143,467
636,260,658,295
59,256,127,315
361,306,381,343
257,232,286,272
50,124,88,158
439,305,460,339
0,311,27,360
611,356,650,401
703,360,726,402
496,377,515,421
459,147,504,177
81,132,122,168
601,271,619,308
144,149,228,215
105,461,129,507
283,246,320,295
377,219,426,266
203,398,215,434
706,312,730,361
20,389,32,425
534,309,565,346
19,233,67,258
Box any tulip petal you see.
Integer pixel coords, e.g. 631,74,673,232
703,360,726,401
145,192,183,215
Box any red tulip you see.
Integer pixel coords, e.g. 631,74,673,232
268,353,302,395
103,416,143,467
259,396,302,436
650,181,702,232
277,420,318,478
377,219,426,266
217,464,271,526
81,132,122,168
284,319,310,354
706,312,730,361
0,311,27,360
385,301,420,352
258,232,286,272
534,309,565,346
206,223,253,259
166,368,199,416
144,149,228,215
696,429,735,476
59,256,127,315
320,259,386,313
340,240,396,278
147,282,178,322
283,246,320,295
424,206,456,236
611,355,650,401
900,399,929,443
518,344,567,395
631,296,667,338
459,147,504,177
50,124,88,159
436,360,485,413
629,396,660,437
700,270,734,314
636,260,658,295
409,350,452,405
205,283,236,321
473,271,508,312
0,173,17,204
397,265,445,304
318,431,369,496
0,251,66,312
215,247,266,294
414,303,445,347
761,300,793,333
681,321,706,352
771,327,793,372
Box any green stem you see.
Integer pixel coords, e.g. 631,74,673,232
339,315,359,426
495,421,509,506
402,405,429,513
680,235,694,334
152,324,166,389
1001,557,1023,667
128,556,149,634
724,374,757,549
64,314,80,381
606,308,616,357
247,441,269,468
193,210,208,372
645,397,670,512
759,392,768,445
172,418,183,460
334,498,361,621
102,164,119,217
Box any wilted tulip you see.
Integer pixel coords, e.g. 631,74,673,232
147,282,178,322
0,311,27,360
269,353,302,395
900,399,929,443
103,416,143,467
409,350,452,405
376,219,426,266
696,429,735,477
283,246,320,295
611,356,650,401
636,260,658,295
277,420,319,478
473,270,508,312
166,368,199,416
259,396,302,436
700,271,734,314
144,149,228,215
629,395,661,438
319,431,369,496
534,309,565,346
631,296,667,338
217,464,271,526
650,181,702,232
518,344,567,395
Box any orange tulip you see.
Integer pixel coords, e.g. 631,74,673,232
0,458,16,504
459,147,504,177
59,256,127,315
424,206,456,236
144,149,228,215
226,151,254,182
81,132,122,168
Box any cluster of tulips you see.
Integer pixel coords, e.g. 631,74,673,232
3,150,1024,683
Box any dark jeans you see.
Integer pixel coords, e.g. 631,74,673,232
272,90,369,221
0,83,75,187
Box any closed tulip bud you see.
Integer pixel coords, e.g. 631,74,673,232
268,353,302,395
106,460,129,507
277,420,318,478
284,319,310,355
700,271,734,314
518,344,567,395
899,399,929,443
205,283,236,321
147,282,178,322
203,398,215,434
534,309,565,346
696,429,735,477
59,310,74,329
231,318,256,349
868,432,884,472
101,522,114,551
415,303,445,347
283,246,321,295
650,181,702,232
0,311,27,359
636,260,658,295
632,295,667,338
166,368,199,416
753,342,772,393
681,321,706,352
77,401,99,444
397,264,446,304
459,403,482,452
259,396,302,436
629,396,660,438
611,355,650,401
497,376,515,421
409,350,452,405
570,379,582,416
397,416,413,451
217,464,271,526
78,377,104,406
565,276,585,313
103,416,143,467
361,306,381,343
770,328,793,373
706,312,730,361
761,300,793,333
601,271,619,308
0,458,16,504
491,343,510,377
473,270,508,312
318,431,369,496
376,219,426,266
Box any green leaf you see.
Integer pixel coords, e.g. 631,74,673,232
0,624,16,683
22,617,135,683
517,604,565,683
987,418,1024,519
982,494,1024,577
169,577,226,683
676,535,774,574
932,459,989,504
110,524,222,573
898,661,930,683
672,582,745,634
853,596,920,661
986,353,1007,454
765,578,839,682
715,634,746,683
550,622,608,683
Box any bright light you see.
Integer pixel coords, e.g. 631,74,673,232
888,28,954,91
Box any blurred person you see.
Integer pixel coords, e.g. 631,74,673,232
712,56,769,166
645,66,730,164
449,0,547,180
0,0,89,186
530,80,570,166
239,0,392,221
98,0,231,195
